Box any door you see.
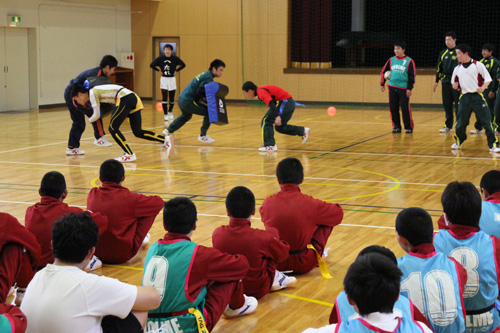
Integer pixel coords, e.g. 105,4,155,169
0,28,30,112
152,37,181,101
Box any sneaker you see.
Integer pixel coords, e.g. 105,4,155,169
470,129,484,134
405,129,413,134
66,147,85,155
198,135,215,143
490,147,500,153
142,233,150,247
392,128,401,133
94,136,113,147
115,153,137,162
14,288,26,306
258,145,278,152
451,143,462,150
168,112,174,121
85,255,102,272
302,127,310,144
163,114,168,121
439,127,452,133
271,270,297,291
223,294,258,318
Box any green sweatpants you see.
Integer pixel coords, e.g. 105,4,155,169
167,96,211,136
455,93,499,148
473,87,495,130
261,98,304,146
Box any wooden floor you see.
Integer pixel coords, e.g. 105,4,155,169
1,102,498,332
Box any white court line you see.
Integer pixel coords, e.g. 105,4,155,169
0,160,452,187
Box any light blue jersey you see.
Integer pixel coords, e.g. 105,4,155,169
434,229,500,333
335,291,413,323
334,316,425,332
479,200,500,238
398,251,465,333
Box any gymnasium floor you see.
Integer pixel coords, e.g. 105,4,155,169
1,102,498,332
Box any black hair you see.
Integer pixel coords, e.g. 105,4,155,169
100,55,118,69
441,181,481,228
209,59,225,71
276,157,304,185
344,253,402,316
480,170,500,196
445,31,457,40
164,44,173,51
70,84,89,98
52,212,99,263
242,81,258,92
395,207,433,246
163,197,197,234
40,171,67,199
357,245,397,265
482,43,495,53
393,41,406,50
225,186,255,219
99,159,125,184
456,44,472,56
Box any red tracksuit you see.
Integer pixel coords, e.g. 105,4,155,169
25,196,108,268
212,218,290,298
0,303,27,332
260,184,343,274
0,213,40,302
87,182,164,263
160,233,250,331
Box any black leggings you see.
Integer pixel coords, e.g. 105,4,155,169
161,89,176,113
109,94,165,155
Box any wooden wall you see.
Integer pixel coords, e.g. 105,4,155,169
131,0,442,104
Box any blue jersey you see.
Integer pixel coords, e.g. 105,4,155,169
434,229,500,332
398,252,465,333
335,291,413,323
334,316,425,332
479,200,500,238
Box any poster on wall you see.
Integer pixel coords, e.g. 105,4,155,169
159,42,177,56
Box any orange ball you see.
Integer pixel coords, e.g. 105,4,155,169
327,106,337,116
156,102,163,111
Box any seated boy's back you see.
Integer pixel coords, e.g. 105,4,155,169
434,181,500,333
478,170,500,237
260,157,343,274
212,186,293,299
88,160,163,263
26,171,107,268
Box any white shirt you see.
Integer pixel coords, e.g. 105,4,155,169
21,264,138,333
451,59,492,94
88,84,134,122
301,312,433,333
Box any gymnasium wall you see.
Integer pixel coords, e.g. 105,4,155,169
132,0,441,105
0,0,131,106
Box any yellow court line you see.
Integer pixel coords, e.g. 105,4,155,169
273,291,333,307
103,264,144,271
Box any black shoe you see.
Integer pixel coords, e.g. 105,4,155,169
405,129,413,133
392,128,401,133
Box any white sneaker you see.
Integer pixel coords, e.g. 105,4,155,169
66,148,85,155
14,288,26,306
223,294,258,318
302,127,310,144
198,135,215,143
490,147,500,153
439,127,452,133
470,129,484,134
258,145,278,152
168,112,174,121
271,270,297,291
94,136,113,147
451,143,462,150
142,233,150,247
115,153,137,162
85,255,102,271
163,114,169,121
